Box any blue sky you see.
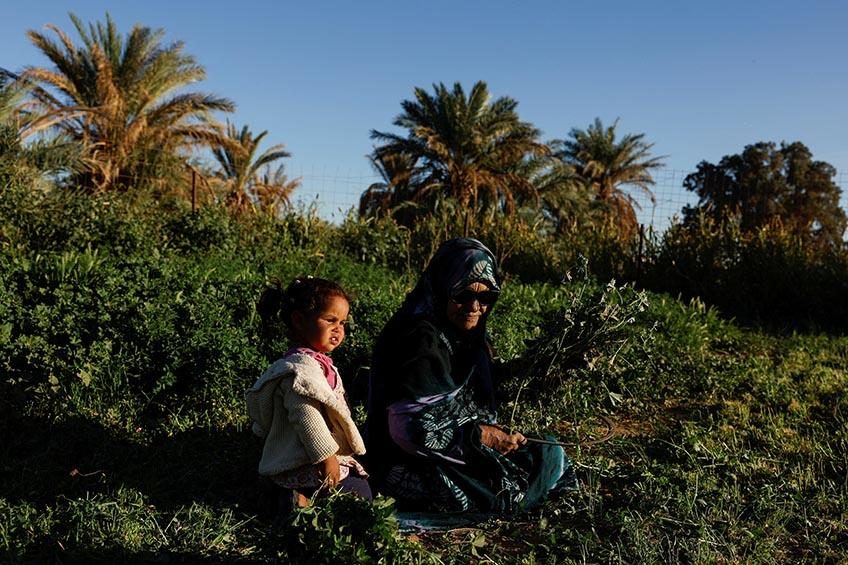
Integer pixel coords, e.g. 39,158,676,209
3,1,847,221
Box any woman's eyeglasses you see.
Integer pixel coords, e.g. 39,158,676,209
450,289,499,306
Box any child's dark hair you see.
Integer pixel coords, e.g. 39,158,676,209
258,277,350,337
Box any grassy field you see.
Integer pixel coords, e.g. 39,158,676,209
1,193,846,563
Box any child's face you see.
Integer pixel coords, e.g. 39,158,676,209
292,294,350,353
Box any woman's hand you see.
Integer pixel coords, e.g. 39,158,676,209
479,424,527,455
319,454,340,487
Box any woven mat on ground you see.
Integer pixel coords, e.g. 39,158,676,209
395,512,499,533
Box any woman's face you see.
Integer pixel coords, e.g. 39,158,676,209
445,282,493,332
292,294,350,353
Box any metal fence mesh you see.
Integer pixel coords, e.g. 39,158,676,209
288,165,848,234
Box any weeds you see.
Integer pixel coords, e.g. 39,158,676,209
1,189,846,563
281,492,439,564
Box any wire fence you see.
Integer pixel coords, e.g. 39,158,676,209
287,166,848,235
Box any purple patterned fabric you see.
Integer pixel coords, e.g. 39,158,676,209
387,389,467,464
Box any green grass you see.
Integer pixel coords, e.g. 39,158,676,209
485,326,848,564
3,281,844,563
1,189,846,563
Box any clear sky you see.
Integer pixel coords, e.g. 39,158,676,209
3,1,847,222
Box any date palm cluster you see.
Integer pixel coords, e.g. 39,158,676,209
3,13,662,233
1,13,297,214
362,82,664,238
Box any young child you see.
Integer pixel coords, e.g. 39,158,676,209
246,277,371,501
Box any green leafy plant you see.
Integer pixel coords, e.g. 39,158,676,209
281,493,440,564
338,211,411,271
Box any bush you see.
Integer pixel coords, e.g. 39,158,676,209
281,493,438,564
338,212,411,271
486,214,567,283
331,280,405,405
1,214,275,423
163,206,235,253
647,216,848,331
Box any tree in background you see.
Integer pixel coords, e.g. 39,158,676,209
7,13,233,192
682,141,847,248
0,74,33,175
253,162,301,216
211,122,298,214
366,81,549,235
359,151,421,224
553,118,664,239
529,157,596,236
0,72,79,186
0,72,30,132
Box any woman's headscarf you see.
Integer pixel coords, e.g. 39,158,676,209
402,238,501,325
391,238,501,405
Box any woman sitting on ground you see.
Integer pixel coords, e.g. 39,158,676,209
365,238,576,513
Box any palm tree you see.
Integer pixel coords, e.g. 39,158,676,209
554,118,664,238
0,72,29,131
8,13,234,192
521,156,596,235
253,164,300,216
0,71,80,182
359,150,420,222
368,81,549,234
211,122,297,214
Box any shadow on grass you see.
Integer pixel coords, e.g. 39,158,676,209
1,546,263,565
0,409,279,521
0,404,289,562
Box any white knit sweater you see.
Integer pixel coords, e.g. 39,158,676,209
245,353,366,477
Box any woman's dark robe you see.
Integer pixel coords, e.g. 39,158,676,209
366,315,575,512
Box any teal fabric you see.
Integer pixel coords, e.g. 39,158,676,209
381,425,575,513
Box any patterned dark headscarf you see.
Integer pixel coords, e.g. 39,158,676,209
403,238,501,322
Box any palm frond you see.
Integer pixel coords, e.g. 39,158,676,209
553,118,665,238
366,80,546,232
15,12,234,192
